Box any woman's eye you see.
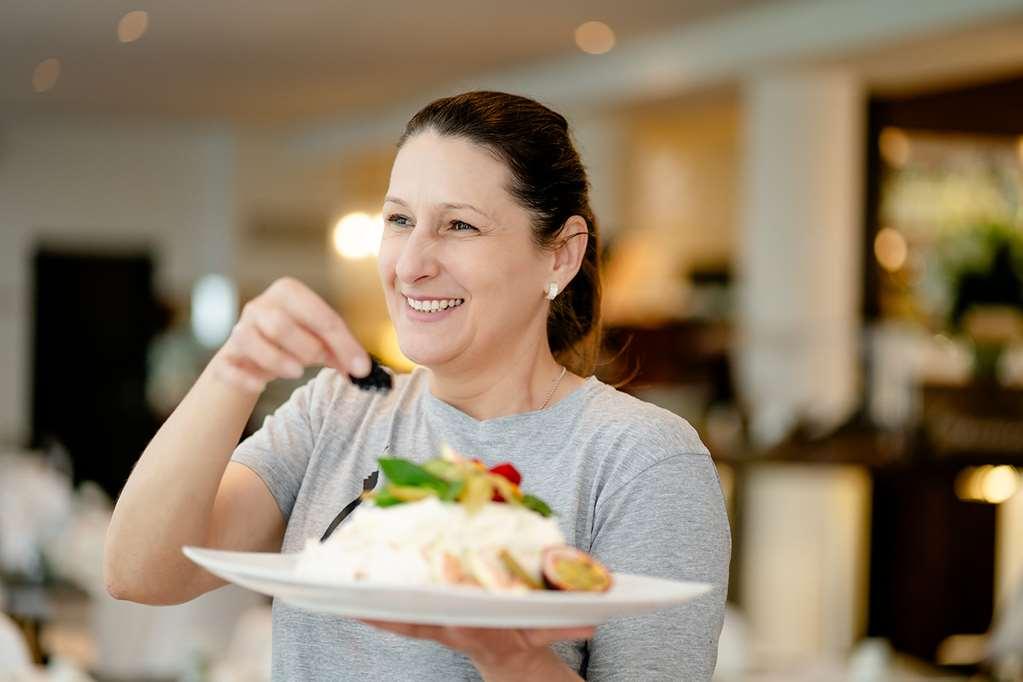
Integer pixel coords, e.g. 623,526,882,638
450,220,478,232
386,214,411,227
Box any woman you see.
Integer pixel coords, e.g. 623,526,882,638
105,91,730,681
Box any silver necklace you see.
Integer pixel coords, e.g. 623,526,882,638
539,365,568,410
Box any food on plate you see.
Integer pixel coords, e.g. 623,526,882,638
294,446,612,593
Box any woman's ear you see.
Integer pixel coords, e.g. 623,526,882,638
551,216,589,285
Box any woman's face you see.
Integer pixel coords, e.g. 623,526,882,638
377,131,552,369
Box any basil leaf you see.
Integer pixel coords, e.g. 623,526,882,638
521,494,553,518
422,460,461,481
373,490,403,507
379,458,452,496
440,479,464,501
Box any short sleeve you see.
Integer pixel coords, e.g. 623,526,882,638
230,376,321,521
585,453,731,681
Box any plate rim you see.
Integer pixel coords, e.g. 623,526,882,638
182,544,713,605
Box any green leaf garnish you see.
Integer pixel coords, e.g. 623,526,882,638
521,494,553,518
373,490,402,507
379,458,450,494
372,454,554,518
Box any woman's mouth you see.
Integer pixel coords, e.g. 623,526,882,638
403,296,464,316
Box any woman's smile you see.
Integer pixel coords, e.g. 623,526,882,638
403,294,466,322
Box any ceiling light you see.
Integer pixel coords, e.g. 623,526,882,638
332,212,383,260
575,21,615,55
32,58,60,93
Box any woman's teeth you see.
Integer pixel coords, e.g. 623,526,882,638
406,297,464,313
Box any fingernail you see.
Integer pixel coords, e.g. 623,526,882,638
351,355,371,377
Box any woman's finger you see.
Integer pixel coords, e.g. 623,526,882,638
252,306,326,366
359,620,442,641
266,278,370,376
521,626,595,648
236,324,303,378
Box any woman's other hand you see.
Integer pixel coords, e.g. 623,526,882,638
360,620,591,681
209,277,371,394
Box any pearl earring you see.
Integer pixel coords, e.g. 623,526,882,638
545,282,558,300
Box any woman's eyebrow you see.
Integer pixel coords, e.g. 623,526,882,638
384,196,491,221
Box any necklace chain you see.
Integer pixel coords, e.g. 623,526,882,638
539,365,567,410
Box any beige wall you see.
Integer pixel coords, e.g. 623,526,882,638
604,93,740,324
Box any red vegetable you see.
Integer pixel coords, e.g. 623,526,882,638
488,463,521,486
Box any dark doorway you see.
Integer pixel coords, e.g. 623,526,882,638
30,248,167,499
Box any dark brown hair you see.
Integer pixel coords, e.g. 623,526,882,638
398,91,603,376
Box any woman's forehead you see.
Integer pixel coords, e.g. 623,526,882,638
386,132,516,214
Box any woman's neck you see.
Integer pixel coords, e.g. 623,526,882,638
426,348,573,421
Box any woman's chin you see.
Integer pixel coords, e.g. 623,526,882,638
396,342,456,369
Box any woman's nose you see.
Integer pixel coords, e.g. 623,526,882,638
394,224,439,285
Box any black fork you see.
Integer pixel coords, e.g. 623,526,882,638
319,357,393,542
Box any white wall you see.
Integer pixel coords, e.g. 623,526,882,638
0,119,236,445
737,70,864,446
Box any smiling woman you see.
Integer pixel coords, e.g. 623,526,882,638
105,91,730,682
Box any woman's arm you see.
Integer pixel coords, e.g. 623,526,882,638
105,365,263,604
104,278,369,605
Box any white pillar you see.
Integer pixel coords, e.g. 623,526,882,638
742,464,872,666
737,70,864,446
567,111,625,239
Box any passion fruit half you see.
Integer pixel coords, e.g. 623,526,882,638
541,546,613,592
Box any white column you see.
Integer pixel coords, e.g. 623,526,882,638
742,464,872,666
567,111,624,239
998,489,1023,608
737,70,864,446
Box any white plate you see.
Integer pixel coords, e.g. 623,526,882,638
183,546,712,628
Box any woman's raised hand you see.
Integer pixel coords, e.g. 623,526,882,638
210,277,371,394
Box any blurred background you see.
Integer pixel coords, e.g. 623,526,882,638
3,0,1023,679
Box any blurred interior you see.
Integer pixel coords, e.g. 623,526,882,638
3,1,1023,680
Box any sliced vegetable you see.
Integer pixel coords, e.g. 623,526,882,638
498,549,542,590
460,474,494,514
465,550,529,592
387,484,435,503
489,473,523,504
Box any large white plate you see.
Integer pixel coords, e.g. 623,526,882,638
183,546,712,628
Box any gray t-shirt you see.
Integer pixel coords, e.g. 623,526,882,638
231,366,730,681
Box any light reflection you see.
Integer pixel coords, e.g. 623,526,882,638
955,465,1019,504
874,227,908,272
879,127,911,168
